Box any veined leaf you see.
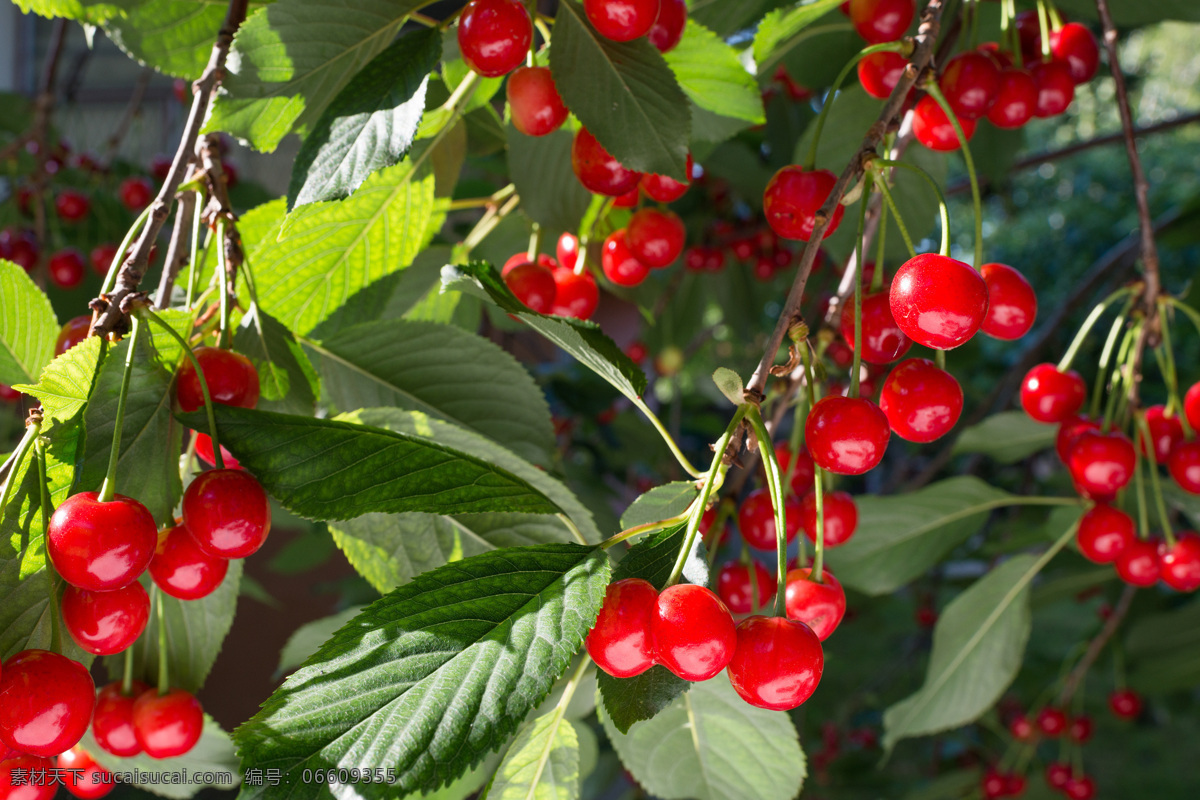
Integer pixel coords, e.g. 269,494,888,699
278,606,366,675
753,0,845,71
0,259,59,386
103,0,225,79
620,482,697,529
484,708,580,800
12,0,127,23
664,21,764,124
506,126,592,236
953,411,1057,464
597,667,690,736
233,304,320,416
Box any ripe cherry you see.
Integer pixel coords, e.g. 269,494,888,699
176,346,260,413
1115,538,1161,587
799,491,858,548
1020,364,1086,423
195,432,241,470
839,291,912,365
627,208,685,268
49,248,85,289
912,95,977,152
57,747,114,799
601,230,650,287
1168,441,1200,494
1161,532,1200,592
89,243,118,276
805,395,890,475
1036,707,1067,737
182,469,272,559
726,615,824,710
556,232,580,271
612,187,639,208
2,229,38,272
763,166,845,242
586,578,658,678
716,561,776,615
149,523,230,600
1,755,57,800
773,442,815,497
132,688,204,759
1057,415,1100,463
986,68,1038,129
890,254,989,350
1138,405,1183,464
1067,430,1134,499
504,261,557,313
0,650,95,757
879,358,963,443
54,190,90,222
857,50,907,99
118,177,153,211
584,0,660,42
1030,60,1075,117
1076,504,1135,564
55,315,92,356
92,681,149,757
737,487,802,551
1014,11,1043,61
1108,688,1143,719
457,0,533,78
1045,762,1072,790
506,67,569,137
980,263,1037,340
981,769,1007,799
652,583,737,681
572,128,642,196
150,154,172,182
502,252,557,276
847,0,914,43
551,267,599,320
647,0,686,52
1064,776,1096,800
1004,774,1027,797
1050,23,1100,84
1009,714,1034,740
698,505,725,548
784,567,847,640
641,154,692,203
60,581,150,656
47,492,158,592
1184,382,1200,431
940,52,1001,119
1068,715,1093,743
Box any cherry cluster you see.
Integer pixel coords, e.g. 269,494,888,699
501,232,600,320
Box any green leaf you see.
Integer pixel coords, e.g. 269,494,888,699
233,303,320,416
205,0,428,151
0,259,59,386
549,0,690,180
1053,0,1200,24
12,0,127,23
601,676,806,800
305,319,554,467
1126,598,1200,693
189,197,288,296
689,0,789,38
277,606,365,675
612,524,707,590
664,20,764,124
233,543,611,796
711,367,744,406
620,482,697,529
103,0,225,79
953,411,1057,464
596,667,690,735
288,27,441,210
883,555,1041,753
753,0,845,71
506,126,593,236
484,709,580,800
826,477,1014,596
177,406,562,521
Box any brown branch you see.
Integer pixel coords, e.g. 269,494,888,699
103,67,154,164
746,0,948,398
24,19,70,288
155,190,197,307
90,0,249,338
1057,583,1136,706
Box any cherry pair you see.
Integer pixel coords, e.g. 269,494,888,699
584,0,686,51
981,769,1026,799
719,561,848,639
93,681,204,759
502,245,600,320
572,128,693,207
762,166,845,242
599,209,686,288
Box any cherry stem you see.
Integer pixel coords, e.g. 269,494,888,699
872,197,888,293
706,499,736,569
1156,308,1191,437
600,513,688,551
811,466,827,583
1101,323,1139,433
935,348,946,370
1133,441,1151,538
122,647,135,696
534,18,553,52
98,318,144,504
632,398,704,479
781,394,808,504
871,158,951,257
34,437,63,656
0,421,42,525
527,223,542,262
745,407,789,616
185,201,209,310
924,83,983,266
850,174,872,398
1056,286,1137,372
215,217,232,349
872,177,917,258
1164,296,1200,343
1090,300,1134,420
155,587,170,694
1037,1,1052,61
1135,414,1176,545
100,205,153,296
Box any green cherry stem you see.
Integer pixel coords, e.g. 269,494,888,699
155,586,170,694
870,158,951,257
850,173,873,398
216,217,232,349
872,195,888,292
1090,301,1134,420
98,319,143,504
0,419,41,525
1165,296,1200,340
745,406,789,616
600,512,689,550
872,177,918,258
1135,413,1176,546
1057,286,1137,373
184,194,206,310
924,83,983,267
1133,439,1151,538
632,398,704,479
1101,323,1139,433
101,205,153,296
122,647,135,696
1157,305,1191,436
34,437,63,656
1037,0,1053,61
811,465,828,582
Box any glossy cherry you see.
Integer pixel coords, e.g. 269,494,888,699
55,315,92,356
1064,775,1096,800
195,432,241,470
1030,60,1075,117
1115,537,1161,587
1184,381,1200,432
726,615,823,710
737,487,802,551
572,128,641,196
612,187,639,208
49,248,85,289
551,267,599,320
1004,774,1027,797
504,261,557,313
799,491,858,548
847,0,914,43
805,395,890,475
979,263,1037,340
1168,441,1200,494
54,190,90,222
773,442,815,497
857,50,907,99
176,346,260,413
879,358,963,443
716,561,776,615
890,253,989,350
1050,23,1100,84
118,177,153,211
47,492,158,592
586,578,658,678
1067,430,1135,498
1108,688,1143,719
940,52,1001,119
601,230,650,287
641,154,692,203
1014,10,1043,61
149,523,230,600
763,166,844,242
986,68,1038,129
1160,532,1200,592
584,0,660,42
0,650,95,757
1057,415,1100,463
912,95,977,152
1045,762,1072,790
57,747,114,799
457,0,533,78
506,67,569,137
647,0,686,52
0,755,57,800
652,583,737,681
784,567,847,640
556,232,580,271
60,581,150,656
839,290,912,365
627,208,685,268
182,469,272,559
1020,363,1086,423
1036,707,1067,737
131,688,204,759
92,681,150,757
1137,405,1183,465
1076,504,1135,564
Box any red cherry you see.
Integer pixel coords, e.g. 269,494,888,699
118,177,153,211
176,346,260,413
612,187,639,208
56,747,114,799
60,582,150,656
55,315,92,356
716,561,777,615
0,650,95,757
1183,382,1200,432
54,190,91,222
1161,532,1200,592
1014,11,1043,62
981,769,1007,799
92,681,149,758
601,230,650,287
1108,688,1142,719
1063,776,1096,800
1115,538,1161,587
625,340,648,363
799,491,858,548
857,50,908,99
647,0,686,52
1,754,59,800
784,567,846,640
182,469,272,559
641,154,692,203
839,290,912,365
48,248,85,289
730,237,756,261
150,154,172,182
879,358,963,443
506,67,569,137
912,95,977,152
1020,363,1086,423
504,261,557,313
1045,762,1072,790
1076,504,1135,564
1138,405,1183,465
583,0,660,42
1009,714,1034,740
1030,60,1075,117
940,52,1001,119
727,615,823,710
550,267,599,320
805,395,890,475
457,0,532,78
572,128,641,197
763,166,845,242
1168,440,1200,494
47,492,158,592
890,254,988,350
89,243,118,276
1067,714,1093,743
1035,707,1067,737
627,208,685,268
773,442,815,497
149,523,230,600
195,432,241,470
131,688,204,759
698,505,726,548
979,263,1037,340
502,252,557,276
556,232,580,271
2,230,39,273
1057,415,1100,463
737,487,802,551
1050,23,1100,84
1067,430,1134,498
986,68,1038,129
586,578,658,678
847,0,914,43
652,583,737,681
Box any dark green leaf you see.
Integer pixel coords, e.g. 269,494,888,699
689,0,789,38
953,411,1056,464
506,126,593,235
233,304,319,416
597,667,690,735
753,0,845,72
1053,0,1200,24
103,0,225,79
665,20,764,124
0,259,59,386
612,524,707,590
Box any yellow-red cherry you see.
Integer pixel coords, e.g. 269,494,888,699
586,578,658,678
716,561,776,615
627,208,685,268
912,95,977,152
0,650,95,758
726,615,823,710
57,746,114,799
1168,441,1200,495
457,0,532,78
784,567,846,641
176,346,260,414
1067,430,1134,499
799,491,858,548
880,358,964,443
805,395,890,475
571,128,642,197
1050,23,1100,84
940,51,1001,120
118,177,153,211
506,67,569,137
1020,364,1086,423
647,0,686,52
986,68,1038,129
55,315,92,356
1161,531,1200,592
652,583,737,681
1030,60,1075,117
149,523,230,600
857,50,907,99
583,0,660,42
1076,505,1134,564
550,267,599,320
92,681,150,758
60,581,150,656
131,688,204,759
839,290,912,365
1115,538,1161,587
890,253,989,349
182,469,271,560
980,263,1037,340
601,230,650,287
503,261,557,313
47,492,158,592
763,166,844,242
737,487,802,551
847,0,914,44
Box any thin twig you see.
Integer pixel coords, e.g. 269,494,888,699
1056,584,1136,706
103,67,154,164
155,190,197,307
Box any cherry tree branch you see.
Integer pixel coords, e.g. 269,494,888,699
155,190,197,307
1057,583,1136,706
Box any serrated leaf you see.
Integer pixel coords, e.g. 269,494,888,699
278,606,366,676
0,260,59,386
689,0,787,38
601,677,805,800
711,367,744,406
289,27,441,210
953,411,1057,464
612,524,707,590
753,0,845,71
103,0,224,79
597,667,689,735
620,482,697,529
12,0,127,23
549,0,690,179
189,197,288,297
233,543,611,797
825,477,1014,595
233,303,319,416
506,126,593,236
664,20,763,124
484,709,579,800
177,406,561,521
